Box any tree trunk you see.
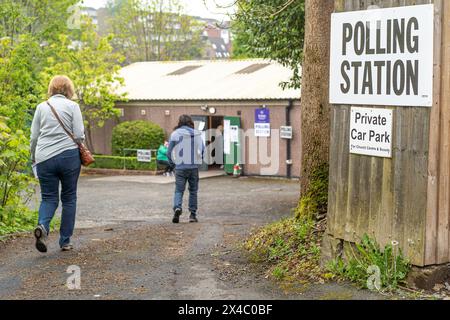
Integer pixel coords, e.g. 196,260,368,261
299,0,335,197
85,123,95,154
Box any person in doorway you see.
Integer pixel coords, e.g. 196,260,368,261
157,141,174,176
30,75,85,253
167,115,205,223
215,125,224,169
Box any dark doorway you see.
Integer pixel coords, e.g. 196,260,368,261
191,115,224,171
209,116,224,170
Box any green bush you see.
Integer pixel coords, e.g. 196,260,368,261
111,120,165,156
91,155,156,171
0,117,42,236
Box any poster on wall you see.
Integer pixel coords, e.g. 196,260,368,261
223,119,231,155
349,107,393,158
230,125,239,142
329,4,434,107
254,108,271,137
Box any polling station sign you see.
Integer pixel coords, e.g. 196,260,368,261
137,149,152,163
330,4,434,107
350,107,393,158
254,108,270,137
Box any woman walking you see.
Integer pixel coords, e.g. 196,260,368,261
30,75,85,253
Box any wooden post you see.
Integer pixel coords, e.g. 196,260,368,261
328,0,446,266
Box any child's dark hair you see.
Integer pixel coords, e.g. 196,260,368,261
175,115,195,130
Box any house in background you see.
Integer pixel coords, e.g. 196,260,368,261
197,18,231,59
79,6,233,60
92,59,301,178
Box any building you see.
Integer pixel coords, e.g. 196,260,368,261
92,59,301,178
80,6,99,26
197,18,232,59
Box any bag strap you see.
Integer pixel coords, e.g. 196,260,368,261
46,101,78,145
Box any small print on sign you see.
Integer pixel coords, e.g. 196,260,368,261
280,126,293,139
254,123,270,137
137,149,152,163
350,107,393,158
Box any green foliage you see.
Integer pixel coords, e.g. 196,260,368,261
105,0,206,63
244,215,326,283
111,120,165,156
327,234,411,291
91,155,156,171
0,1,122,236
295,164,328,219
0,36,43,131
0,117,38,235
43,17,127,151
0,0,78,43
232,0,305,88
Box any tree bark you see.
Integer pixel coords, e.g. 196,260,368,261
85,123,95,154
299,0,335,196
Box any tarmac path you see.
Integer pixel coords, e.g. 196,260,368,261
0,175,383,300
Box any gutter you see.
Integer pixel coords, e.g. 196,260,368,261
286,100,294,179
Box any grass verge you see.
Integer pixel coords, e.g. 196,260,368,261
244,216,412,294
243,215,331,285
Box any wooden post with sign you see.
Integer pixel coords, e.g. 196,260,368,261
326,0,450,267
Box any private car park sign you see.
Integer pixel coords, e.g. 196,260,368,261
350,107,393,158
329,4,434,107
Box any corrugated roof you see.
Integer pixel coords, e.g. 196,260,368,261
116,59,301,101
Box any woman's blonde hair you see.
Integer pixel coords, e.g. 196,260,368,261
48,75,75,99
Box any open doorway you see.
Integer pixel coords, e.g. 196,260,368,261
191,115,224,172
209,116,224,170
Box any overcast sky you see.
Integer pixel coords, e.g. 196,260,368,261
79,0,236,21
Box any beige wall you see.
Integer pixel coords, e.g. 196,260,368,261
92,100,301,178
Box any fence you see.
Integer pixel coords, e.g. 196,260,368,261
327,0,450,266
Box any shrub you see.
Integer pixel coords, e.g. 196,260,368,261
111,120,165,156
0,117,40,236
90,155,156,171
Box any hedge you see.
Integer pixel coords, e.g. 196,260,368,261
112,120,165,156
90,155,157,171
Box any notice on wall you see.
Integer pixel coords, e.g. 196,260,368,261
137,149,152,162
254,108,271,137
224,119,231,155
280,126,293,139
350,107,393,158
330,4,434,107
230,125,239,142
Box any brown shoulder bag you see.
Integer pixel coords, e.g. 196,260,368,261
47,101,95,167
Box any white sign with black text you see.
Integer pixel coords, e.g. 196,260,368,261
137,149,152,163
350,107,393,158
254,123,271,137
280,126,293,139
330,4,434,107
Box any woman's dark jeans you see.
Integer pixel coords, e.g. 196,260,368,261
173,168,199,214
36,148,81,248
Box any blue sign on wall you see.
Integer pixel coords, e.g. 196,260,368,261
254,108,271,137
255,108,270,123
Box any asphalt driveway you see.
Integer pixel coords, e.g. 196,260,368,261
0,175,383,300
